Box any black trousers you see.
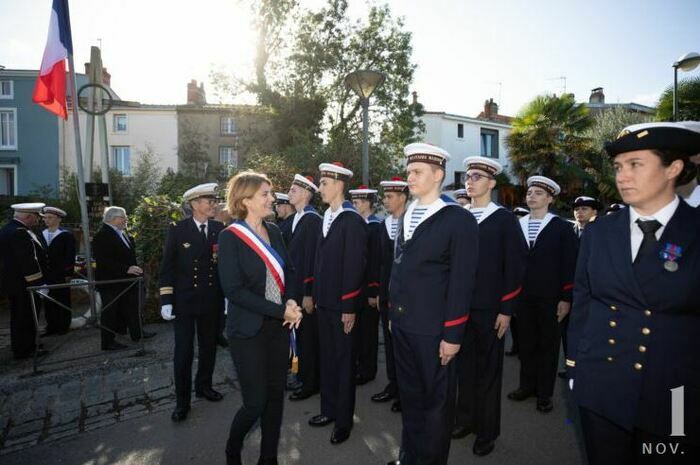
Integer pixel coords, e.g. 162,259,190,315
296,308,320,394
518,294,560,399
98,285,142,345
45,286,72,334
355,300,379,380
579,407,698,465
227,319,288,461
560,313,570,358
9,291,38,358
509,314,520,353
393,326,456,465
455,308,505,441
173,310,218,408
317,307,356,430
379,302,397,395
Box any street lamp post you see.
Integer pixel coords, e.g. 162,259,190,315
672,52,700,121
344,70,386,185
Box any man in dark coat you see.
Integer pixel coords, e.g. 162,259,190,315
40,206,75,335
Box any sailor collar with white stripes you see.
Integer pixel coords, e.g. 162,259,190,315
323,201,360,237
519,212,555,246
385,215,400,240
403,197,448,241
465,202,502,224
292,205,321,233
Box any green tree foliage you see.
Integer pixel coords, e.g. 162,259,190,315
178,119,211,179
656,75,700,121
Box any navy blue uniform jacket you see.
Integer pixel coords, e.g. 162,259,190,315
159,218,225,316
389,203,479,344
0,219,47,295
218,221,296,338
378,218,397,303
567,200,700,440
365,216,382,298
287,208,322,303
313,203,367,314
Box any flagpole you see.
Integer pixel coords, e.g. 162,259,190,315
66,52,97,320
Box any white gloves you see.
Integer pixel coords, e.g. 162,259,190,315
38,288,49,298
569,379,574,391
161,304,175,321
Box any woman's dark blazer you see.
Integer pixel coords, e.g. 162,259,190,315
218,221,296,338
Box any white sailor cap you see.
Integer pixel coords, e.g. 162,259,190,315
605,203,625,214
453,188,469,200
380,177,409,193
292,174,319,193
11,202,46,214
527,175,561,196
43,206,67,217
183,183,219,202
318,162,353,181
513,206,530,217
572,196,602,210
605,121,700,157
274,193,290,204
463,156,503,176
404,142,450,169
348,185,378,200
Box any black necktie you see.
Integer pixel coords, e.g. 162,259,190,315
199,223,207,243
634,219,661,266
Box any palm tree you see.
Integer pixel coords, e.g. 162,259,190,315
656,75,700,121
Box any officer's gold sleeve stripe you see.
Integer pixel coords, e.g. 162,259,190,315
25,272,43,282
565,359,576,367
160,287,174,295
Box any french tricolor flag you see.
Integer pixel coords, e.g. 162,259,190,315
32,0,74,120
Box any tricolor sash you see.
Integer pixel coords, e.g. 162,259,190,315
227,221,286,295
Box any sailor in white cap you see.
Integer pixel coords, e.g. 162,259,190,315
348,184,382,386
567,121,700,461
386,143,479,465
452,157,527,456
40,206,75,335
274,192,295,242
453,188,470,206
572,196,603,238
158,182,225,422
507,175,578,414
286,174,323,402
308,162,367,445
0,203,49,359
370,177,409,413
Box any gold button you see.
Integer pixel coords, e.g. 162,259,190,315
642,327,651,336
639,345,647,353
608,338,616,345
194,275,198,279
609,320,617,328
610,305,617,311
194,267,198,271
607,356,614,362
194,284,198,288
634,363,643,370
644,309,651,317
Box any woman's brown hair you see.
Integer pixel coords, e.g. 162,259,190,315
226,170,272,219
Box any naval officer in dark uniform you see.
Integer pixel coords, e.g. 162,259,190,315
0,203,49,359
507,175,578,413
308,162,367,445
572,196,602,239
159,183,225,422
274,193,294,244
567,121,700,464
453,157,527,456
387,143,479,465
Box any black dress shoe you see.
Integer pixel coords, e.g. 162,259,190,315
536,398,553,413
171,406,189,422
371,391,396,403
132,330,156,342
387,461,401,465
196,388,223,402
289,389,317,401
390,400,402,412
102,341,128,351
473,437,495,456
507,388,535,401
257,458,278,465
217,334,229,348
308,414,334,427
286,380,303,391
330,427,351,444
451,425,472,439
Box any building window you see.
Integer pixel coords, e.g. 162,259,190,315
457,123,464,139
0,165,16,195
480,129,499,158
113,114,128,133
219,146,238,167
0,108,18,150
220,117,236,135
111,146,131,175
0,81,13,99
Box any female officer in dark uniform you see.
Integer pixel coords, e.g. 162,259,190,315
567,122,700,464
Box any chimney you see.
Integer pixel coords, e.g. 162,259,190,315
589,87,605,104
412,91,418,105
102,68,111,86
187,79,207,106
483,98,498,119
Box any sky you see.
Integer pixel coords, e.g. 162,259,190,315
2,0,700,117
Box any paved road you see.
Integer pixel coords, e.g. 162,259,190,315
1,320,587,465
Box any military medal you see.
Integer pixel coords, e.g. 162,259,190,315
183,242,191,248
660,243,682,272
212,244,219,262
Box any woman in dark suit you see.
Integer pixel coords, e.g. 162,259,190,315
218,171,303,465
567,122,700,464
